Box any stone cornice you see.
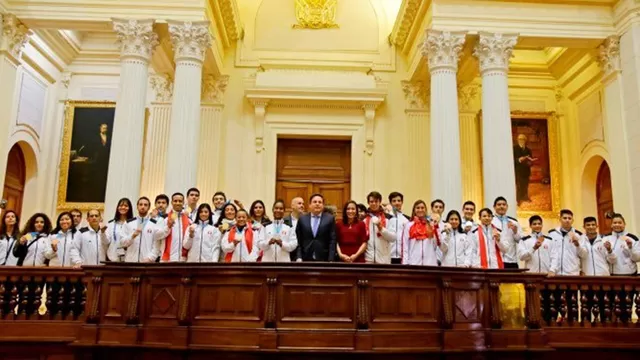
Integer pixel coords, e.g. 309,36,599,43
209,0,243,48
389,0,429,53
245,87,386,110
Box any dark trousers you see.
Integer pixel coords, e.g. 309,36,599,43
503,262,519,269
391,258,401,265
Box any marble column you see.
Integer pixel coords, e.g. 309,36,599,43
598,35,636,228
401,80,430,203
0,13,30,193
197,74,228,199
474,32,518,213
139,73,173,198
104,18,158,217
422,30,466,209
164,20,211,195
458,83,483,207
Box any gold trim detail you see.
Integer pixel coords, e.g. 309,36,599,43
56,100,116,213
511,111,561,219
293,0,339,30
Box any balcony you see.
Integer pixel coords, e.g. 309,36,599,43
0,263,639,359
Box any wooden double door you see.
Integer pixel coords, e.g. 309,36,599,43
276,139,351,220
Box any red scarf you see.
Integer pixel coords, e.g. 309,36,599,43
409,217,439,245
162,211,191,261
365,210,387,238
225,225,254,262
478,225,503,269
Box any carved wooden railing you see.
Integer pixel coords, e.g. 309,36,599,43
540,275,640,349
0,264,639,356
0,267,86,343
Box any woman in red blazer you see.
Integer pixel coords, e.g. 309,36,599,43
336,200,367,263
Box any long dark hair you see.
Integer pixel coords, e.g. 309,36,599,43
0,210,20,240
215,203,237,227
342,200,360,225
445,210,463,233
196,203,214,225
51,212,76,235
249,200,271,225
112,198,134,221
20,213,53,237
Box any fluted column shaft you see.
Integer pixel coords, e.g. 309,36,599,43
459,109,483,207
164,21,211,195
104,19,158,216
474,32,518,213
423,30,466,209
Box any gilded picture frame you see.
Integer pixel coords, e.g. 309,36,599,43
511,111,561,219
56,100,116,212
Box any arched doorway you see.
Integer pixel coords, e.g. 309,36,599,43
596,161,613,234
2,144,26,217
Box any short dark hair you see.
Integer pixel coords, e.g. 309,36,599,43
187,187,200,197
309,193,324,203
583,216,597,225
462,201,476,210
212,191,226,200
357,203,367,213
560,209,574,217
137,196,151,205
431,199,445,208
479,208,493,217
171,192,184,201
529,215,543,226
388,191,403,202
155,194,169,204
493,196,507,207
70,208,82,216
367,191,382,202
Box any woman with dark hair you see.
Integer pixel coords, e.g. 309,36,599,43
249,200,272,227
215,203,237,261
183,203,221,262
14,213,52,266
336,200,367,263
440,210,471,268
401,200,441,266
258,200,297,262
221,209,262,262
356,203,367,221
44,212,76,267
106,198,133,262
0,210,20,266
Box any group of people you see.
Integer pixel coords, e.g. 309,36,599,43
0,187,638,276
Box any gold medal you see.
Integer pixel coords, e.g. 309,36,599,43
171,213,178,221
25,233,33,241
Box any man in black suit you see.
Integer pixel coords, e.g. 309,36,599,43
295,194,336,262
513,133,536,205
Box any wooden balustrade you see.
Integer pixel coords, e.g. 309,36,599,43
0,264,638,359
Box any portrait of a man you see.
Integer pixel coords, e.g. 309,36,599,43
64,106,116,204
511,118,552,212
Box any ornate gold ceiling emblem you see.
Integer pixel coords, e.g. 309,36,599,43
293,0,339,29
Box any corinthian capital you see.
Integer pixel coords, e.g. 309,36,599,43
473,32,518,74
201,74,229,103
149,73,173,102
0,13,31,59
597,36,621,78
168,20,212,63
112,18,158,62
421,30,466,72
401,80,429,110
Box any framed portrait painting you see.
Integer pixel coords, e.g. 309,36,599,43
511,111,560,218
57,100,116,212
